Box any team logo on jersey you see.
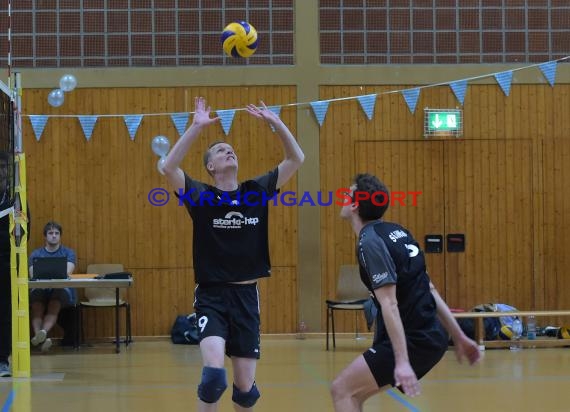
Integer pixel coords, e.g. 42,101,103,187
372,272,389,284
388,229,408,242
212,211,260,229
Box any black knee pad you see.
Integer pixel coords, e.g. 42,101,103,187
197,367,227,403
232,382,260,408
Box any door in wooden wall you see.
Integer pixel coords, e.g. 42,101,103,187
355,141,446,290
444,140,534,310
355,139,534,309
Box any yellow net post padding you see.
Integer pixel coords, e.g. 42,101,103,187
10,152,30,378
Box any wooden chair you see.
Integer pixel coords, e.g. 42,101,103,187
326,264,371,350
79,263,132,346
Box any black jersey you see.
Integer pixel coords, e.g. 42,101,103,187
357,221,437,332
178,168,279,284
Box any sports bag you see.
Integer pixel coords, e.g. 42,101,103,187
171,313,199,345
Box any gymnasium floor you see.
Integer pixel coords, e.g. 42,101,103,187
1,336,569,411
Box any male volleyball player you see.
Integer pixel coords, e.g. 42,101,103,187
162,97,304,411
331,173,481,411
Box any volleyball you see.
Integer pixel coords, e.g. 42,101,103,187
221,21,258,58
498,325,514,340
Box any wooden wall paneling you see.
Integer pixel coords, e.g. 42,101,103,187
486,82,498,137
519,86,531,140
23,86,299,337
319,86,358,333
258,267,297,333
81,268,196,338
355,141,446,292
554,86,570,139
319,84,570,334
444,140,534,310
531,139,544,313
525,86,536,140
503,83,514,139
542,140,570,326
510,85,522,140
463,85,478,139
23,83,570,335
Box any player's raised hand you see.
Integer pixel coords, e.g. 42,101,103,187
192,96,219,128
246,101,280,126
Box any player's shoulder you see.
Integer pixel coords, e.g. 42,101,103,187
363,221,414,245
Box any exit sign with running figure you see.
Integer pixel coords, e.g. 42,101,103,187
424,109,463,137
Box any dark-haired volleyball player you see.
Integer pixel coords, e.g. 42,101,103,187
163,97,304,412
331,173,481,411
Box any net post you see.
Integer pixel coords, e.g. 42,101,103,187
10,72,31,378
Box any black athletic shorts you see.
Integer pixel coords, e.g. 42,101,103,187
194,282,261,359
363,319,449,389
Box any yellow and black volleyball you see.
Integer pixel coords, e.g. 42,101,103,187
221,21,258,58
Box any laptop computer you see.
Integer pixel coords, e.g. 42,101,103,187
32,257,68,280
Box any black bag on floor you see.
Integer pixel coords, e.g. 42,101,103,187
58,306,78,347
171,313,199,345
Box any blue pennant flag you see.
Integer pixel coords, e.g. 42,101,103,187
268,105,281,118
450,80,468,106
123,115,143,141
216,109,236,136
268,106,282,132
357,94,377,120
310,100,330,127
539,61,557,87
494,71,513,96
29,115,48,141
78,116,98,141
170,113,189,137
401,88,420,114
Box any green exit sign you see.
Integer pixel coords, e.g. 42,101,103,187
424,109,463,137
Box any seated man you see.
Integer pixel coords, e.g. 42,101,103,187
28,221,76,352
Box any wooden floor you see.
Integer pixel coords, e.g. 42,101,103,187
1,335,570,411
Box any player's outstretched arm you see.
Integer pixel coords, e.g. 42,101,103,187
429,282,482,365
246,101,304,189
163,96,220,190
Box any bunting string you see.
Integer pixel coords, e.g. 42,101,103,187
24,56,570,141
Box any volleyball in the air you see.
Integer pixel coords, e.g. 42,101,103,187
221,21,258,58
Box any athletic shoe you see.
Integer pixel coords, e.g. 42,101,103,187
40,338,53,353
31,329,47,346
0,362,11,377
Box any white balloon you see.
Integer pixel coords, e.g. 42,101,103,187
157,157,167,175
59,74,77,92
47,89,65,107
151,135,171,157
